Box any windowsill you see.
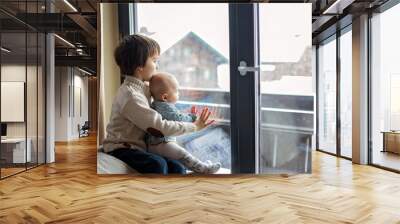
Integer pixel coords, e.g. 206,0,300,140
187,167,231,175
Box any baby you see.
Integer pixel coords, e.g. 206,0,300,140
146,72,221,174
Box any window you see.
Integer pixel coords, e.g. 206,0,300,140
183,47,191,57
131,3,312,174
136,3,231,171
340,28,352,158
390,74,400,130
204,69,210,80
317,36,337,155
259,4,313,173
371,3,400,171
169,48,175,56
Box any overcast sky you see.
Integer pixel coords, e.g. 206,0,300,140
135,3,313,94
136,3,311,63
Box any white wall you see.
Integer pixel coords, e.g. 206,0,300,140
1,63,47,164
55,66,68,141
72,73,89,138
55,67,89,141
98,3,121,145
1,65,38,137
1,66,26,135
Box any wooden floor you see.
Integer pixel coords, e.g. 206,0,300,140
372,150,400,171
1,163,45,178
1,135,400,223
1,167,26,178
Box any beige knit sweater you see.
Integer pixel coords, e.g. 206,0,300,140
102,76,196,153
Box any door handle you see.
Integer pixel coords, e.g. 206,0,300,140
237,61,259,76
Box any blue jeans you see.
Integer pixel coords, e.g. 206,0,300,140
109,148,186,174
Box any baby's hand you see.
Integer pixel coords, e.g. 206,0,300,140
194,107,215,131
190,106,197,115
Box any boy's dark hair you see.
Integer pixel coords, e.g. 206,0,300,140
114,34,160,76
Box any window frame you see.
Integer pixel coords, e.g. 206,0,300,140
315,24,353,161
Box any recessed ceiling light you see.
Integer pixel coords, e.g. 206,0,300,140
63,0,78,12
54,34,75,48
1,47,11,53
322,0,354,15
77,67,93,76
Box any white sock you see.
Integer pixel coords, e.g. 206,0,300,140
180,154,221,174
203,160,221,174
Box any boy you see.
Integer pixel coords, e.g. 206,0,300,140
103,34,213,174
147,72,221,174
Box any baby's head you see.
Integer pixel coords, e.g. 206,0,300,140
149,72,179,103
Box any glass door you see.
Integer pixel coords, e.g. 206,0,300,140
131,3,313,174
258,4,313,173
0,0,47,179
1,23,28,178
135,3,232,173
229,3,313,174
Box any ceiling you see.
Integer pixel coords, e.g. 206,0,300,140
0,0,393,75
0,0,97,75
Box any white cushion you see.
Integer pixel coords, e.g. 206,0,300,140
97,151,138,174
97,149,231,174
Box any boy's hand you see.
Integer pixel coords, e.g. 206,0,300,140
194,107,215,131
